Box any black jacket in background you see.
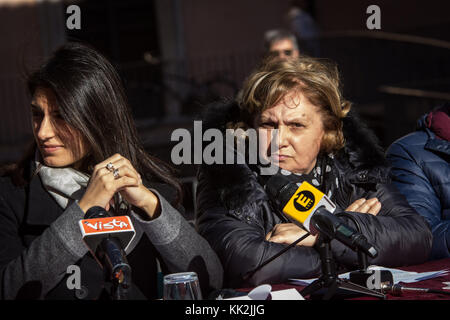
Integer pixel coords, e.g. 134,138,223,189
387,106,450,260
196,101,433,288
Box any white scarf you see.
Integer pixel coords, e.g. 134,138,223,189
35,159,90,209
35,152,143,254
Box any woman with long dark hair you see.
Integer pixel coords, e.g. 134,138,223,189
0,42,223,300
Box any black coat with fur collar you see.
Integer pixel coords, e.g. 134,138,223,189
196,101,432,288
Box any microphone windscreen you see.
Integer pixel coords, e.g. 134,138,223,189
266,174,301,210
85,206,110,219
266,174,290,198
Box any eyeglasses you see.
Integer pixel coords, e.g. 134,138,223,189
269,49,294,57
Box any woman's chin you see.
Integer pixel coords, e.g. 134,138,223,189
41,156,71,168
277,164,309,175
274,160,293,172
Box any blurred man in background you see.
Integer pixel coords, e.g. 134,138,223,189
263,29,300,61
387,103,450,260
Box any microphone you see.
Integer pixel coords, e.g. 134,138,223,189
266,174,378,258
79,206,135,288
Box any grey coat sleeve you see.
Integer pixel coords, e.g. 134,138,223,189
0,201,88,300
130,189,223,293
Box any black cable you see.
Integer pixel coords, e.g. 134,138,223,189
242,232,311,282
428,289,450,295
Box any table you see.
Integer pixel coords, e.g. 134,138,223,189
255,258,450,300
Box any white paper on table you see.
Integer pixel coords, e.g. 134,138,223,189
289,265,450,286
225,288,305,300
225,295,252,300
270,288,305,300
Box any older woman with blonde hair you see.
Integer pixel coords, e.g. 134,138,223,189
196,56,432,288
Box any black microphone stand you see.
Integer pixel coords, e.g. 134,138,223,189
111,197,132,300
89,200,133,301
348,249,394,292
97,237,133,300
300,235,385,300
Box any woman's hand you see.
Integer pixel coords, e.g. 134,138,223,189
346,198,381,216
266,223,317,247
78,153,160,219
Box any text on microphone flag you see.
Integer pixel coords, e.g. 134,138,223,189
80,216,133,234
282,181,325,224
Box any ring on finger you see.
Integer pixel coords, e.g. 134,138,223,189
113,168,120,179
106,162,115,172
